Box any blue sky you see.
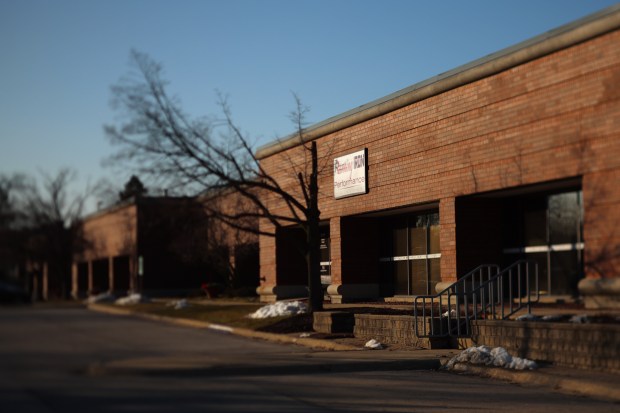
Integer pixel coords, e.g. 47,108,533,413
1,0,618,209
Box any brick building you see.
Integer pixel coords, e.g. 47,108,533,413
72,195,258,298
255,5,620,308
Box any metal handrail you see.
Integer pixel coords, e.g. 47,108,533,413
414,260,539,338
414,264,500,338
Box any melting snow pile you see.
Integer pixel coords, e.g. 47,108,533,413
84,292,115,304
569,314,590,324
365,339,384,350
444,345,537,371
115,293,148,306
248,301,307,319
541,314,564,322
166,299,190,310
516,313,538,321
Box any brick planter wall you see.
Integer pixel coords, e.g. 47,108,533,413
313,311,356,334
314,311,451,349
471,320,620,373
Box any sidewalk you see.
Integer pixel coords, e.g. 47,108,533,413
87,303,620,403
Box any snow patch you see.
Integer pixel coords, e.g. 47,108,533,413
248,301,307,319
166,299,190,310
365,339,384,350
444,345,537,371
541,314,564,322
569,314,590,324
84,292,115,304
516,313,538,321
442,309,457,318
209,324,233,333
115,293,148,306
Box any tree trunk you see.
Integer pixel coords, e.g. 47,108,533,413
306,141,323,313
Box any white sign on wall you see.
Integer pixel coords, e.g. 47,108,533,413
333,148,368,199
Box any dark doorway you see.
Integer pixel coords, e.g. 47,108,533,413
113,256,131,293
276,227,307,285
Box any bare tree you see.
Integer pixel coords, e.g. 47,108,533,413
0,169,94,299
0,174,29,284
105,51,325,312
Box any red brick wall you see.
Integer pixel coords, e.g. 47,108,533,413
82,204,138,261
259,30,620,289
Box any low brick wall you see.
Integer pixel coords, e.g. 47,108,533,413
314,311,356,334
471,320,620,373
314,311,451,349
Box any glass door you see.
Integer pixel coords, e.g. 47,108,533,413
379,211,441,296
502,189,583,296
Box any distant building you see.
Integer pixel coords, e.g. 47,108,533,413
72,194,258,298
255,5,620,308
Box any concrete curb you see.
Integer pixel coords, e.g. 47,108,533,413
87,303,361,352
451,363,620,402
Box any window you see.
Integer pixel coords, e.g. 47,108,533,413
379,211,440,295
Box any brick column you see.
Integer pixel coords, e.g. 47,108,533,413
71,262,78,299
439,197,457,289
129,255,137,293
87,260,94,294
108,256,115,293
329,217,342,285
42,262,49,301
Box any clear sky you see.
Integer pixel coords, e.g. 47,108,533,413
1,0,618,209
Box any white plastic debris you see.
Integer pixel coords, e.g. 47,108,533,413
84,292,115,304
166,298,190,310
516,314,538,321
248,301,308,319
444,345,537,371
364,339,384,350
115,293,148,306
569,314,590,324
299,332,312,338
442,309,457,318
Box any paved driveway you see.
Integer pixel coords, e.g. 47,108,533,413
1,306,618,412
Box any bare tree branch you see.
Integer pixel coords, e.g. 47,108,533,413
105,51,327,312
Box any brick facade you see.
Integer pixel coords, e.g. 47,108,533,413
257,10,620,305
74,195,259,298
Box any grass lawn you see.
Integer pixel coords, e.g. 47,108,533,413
111,300,312,332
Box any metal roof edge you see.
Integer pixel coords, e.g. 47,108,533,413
256,4,620,160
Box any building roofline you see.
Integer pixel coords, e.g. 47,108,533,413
82,195,195,221
256,4,620,160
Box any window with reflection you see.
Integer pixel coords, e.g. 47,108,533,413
379,211,440,295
